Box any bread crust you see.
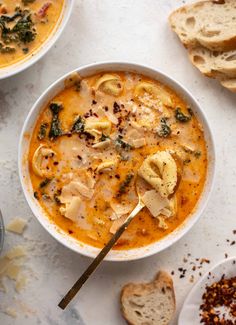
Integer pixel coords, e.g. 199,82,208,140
169,0,236,52
221,79,236,92
120,271,176,325
188,46,236,79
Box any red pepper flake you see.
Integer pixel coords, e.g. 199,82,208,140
200,258,210,265
200,276,236,324
181,196,188,206
38,2,51,18
113,102,121,114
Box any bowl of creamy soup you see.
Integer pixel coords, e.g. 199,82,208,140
0,0,73,79
19,62,215,261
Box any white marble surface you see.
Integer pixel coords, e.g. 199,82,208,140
0,1,236,324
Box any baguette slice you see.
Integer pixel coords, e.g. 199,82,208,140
188,46,236,78
221,78,236,92
120,271,175,325
169,0,236,51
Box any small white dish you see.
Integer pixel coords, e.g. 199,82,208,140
179,257,236,324
18,62,216,261
0,0,74,80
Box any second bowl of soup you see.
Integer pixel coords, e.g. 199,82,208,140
0,0,73,79
19,62,215,261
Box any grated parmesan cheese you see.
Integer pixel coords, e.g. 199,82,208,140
0,246,27,293
6,245,26,259
6,218,27,235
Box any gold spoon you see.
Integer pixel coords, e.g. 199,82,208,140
58,183,145,310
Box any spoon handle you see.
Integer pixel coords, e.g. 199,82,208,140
58,201,144,310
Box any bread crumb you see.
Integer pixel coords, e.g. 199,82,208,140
189,275,194,283
6,218,27,235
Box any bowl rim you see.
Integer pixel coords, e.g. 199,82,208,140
18,61,216,262
0,0,74,80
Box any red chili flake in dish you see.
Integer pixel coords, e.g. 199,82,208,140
200,276,236,324
200,258,210,265
113,102,121,114
38,2,51,18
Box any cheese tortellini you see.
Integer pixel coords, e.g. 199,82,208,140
84,118,112,139
134,81,172,107
94,74,123,96
138,151,177,197
32,145,56,178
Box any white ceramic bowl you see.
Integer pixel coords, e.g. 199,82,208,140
18,62,216,261
0,0,74,80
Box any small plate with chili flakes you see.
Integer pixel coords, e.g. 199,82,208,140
179,257,236,325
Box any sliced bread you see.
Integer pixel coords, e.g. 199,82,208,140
220,78,236,92
169,0,236,52
120,271,175,325
188,46,236,78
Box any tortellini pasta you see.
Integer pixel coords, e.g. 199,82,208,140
134,81,172,107
32,145,56,178
94,74,123,96
138,151,177,197
84,118,112,139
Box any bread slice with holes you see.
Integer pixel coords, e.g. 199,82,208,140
220,78,236,92
169,0,236,52
120,271,175,325
188,46,236,78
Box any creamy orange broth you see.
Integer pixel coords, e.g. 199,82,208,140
28,72,207,250
0,0,64,68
